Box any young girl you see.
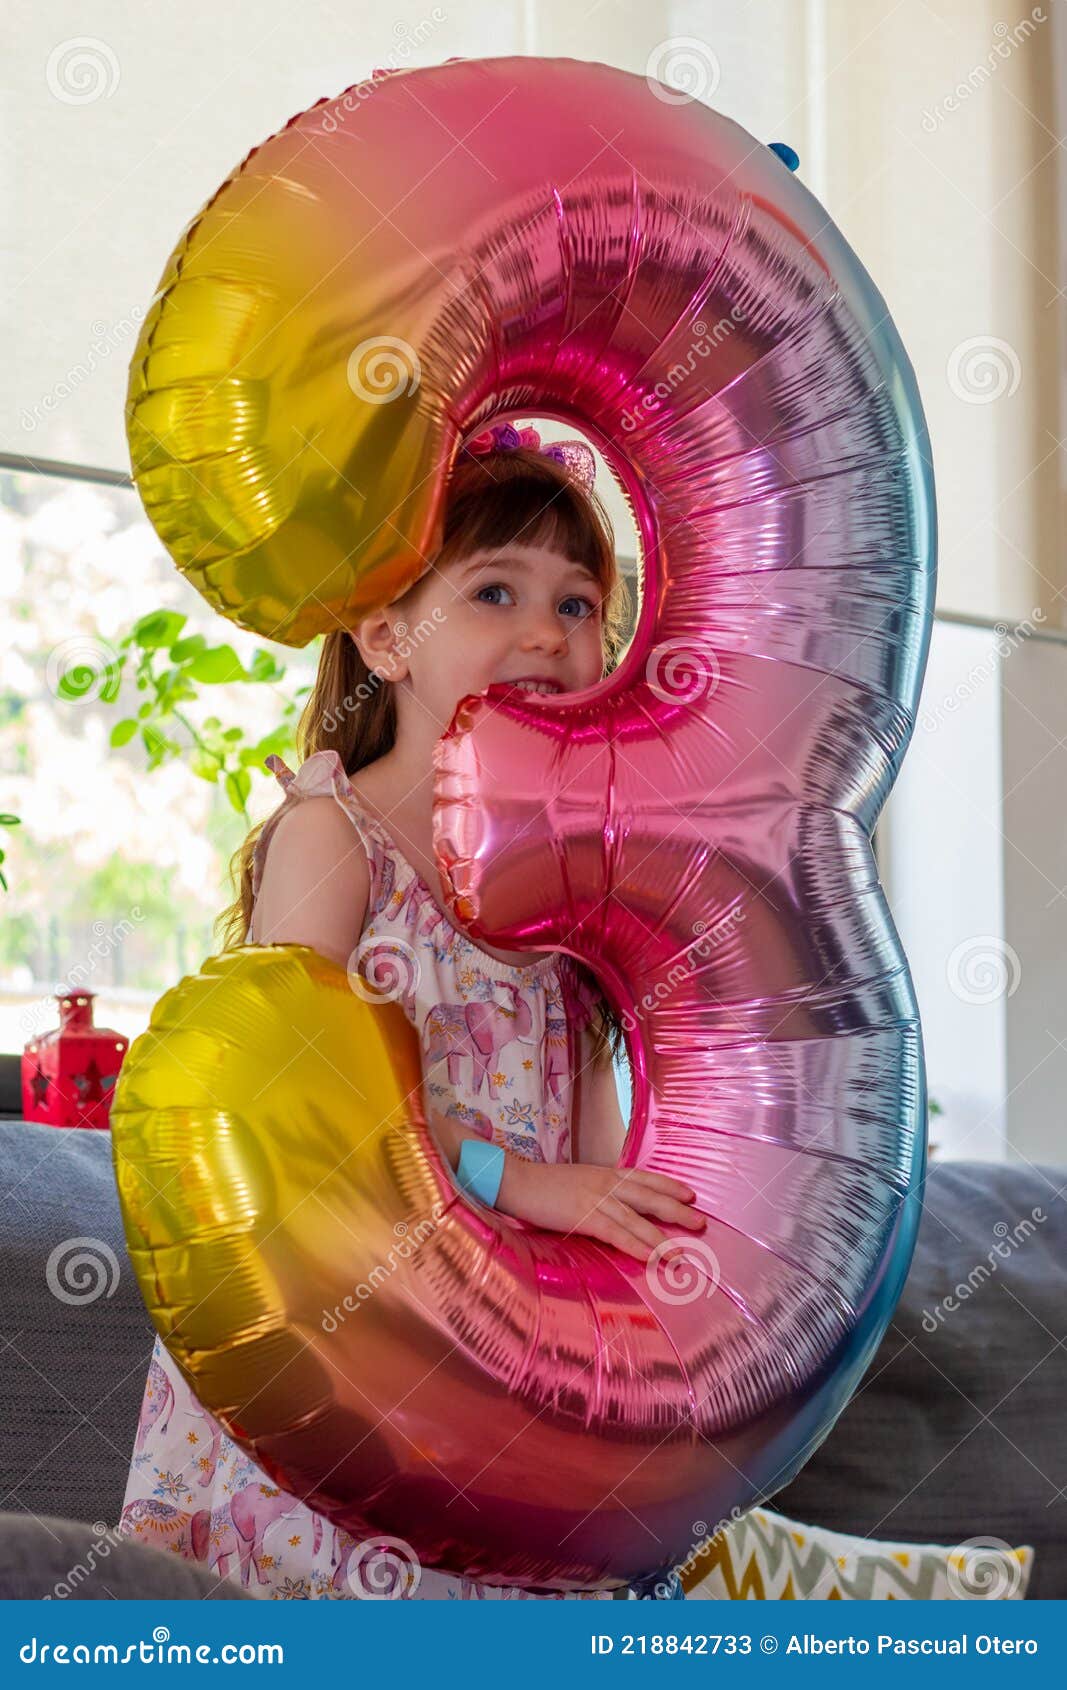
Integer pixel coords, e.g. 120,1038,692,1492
118,423,704,1600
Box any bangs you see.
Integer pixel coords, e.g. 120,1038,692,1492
439,455,614,588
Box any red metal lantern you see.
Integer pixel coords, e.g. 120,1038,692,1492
22,989,129,1129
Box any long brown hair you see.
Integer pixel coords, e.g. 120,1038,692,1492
216,444,632,1067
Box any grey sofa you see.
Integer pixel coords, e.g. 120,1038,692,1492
1,1119,1064,1597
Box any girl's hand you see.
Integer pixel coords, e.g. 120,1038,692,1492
497,1158,706,1263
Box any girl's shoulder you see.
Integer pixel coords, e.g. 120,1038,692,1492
249,749,393,937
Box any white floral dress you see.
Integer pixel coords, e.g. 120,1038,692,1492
118,749,683,1601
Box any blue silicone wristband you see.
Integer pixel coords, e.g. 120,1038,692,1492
455,1138,505,1208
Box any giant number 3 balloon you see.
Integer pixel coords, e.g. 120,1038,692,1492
117,56,935,1594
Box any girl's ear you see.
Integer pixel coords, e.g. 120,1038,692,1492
350,613,410,682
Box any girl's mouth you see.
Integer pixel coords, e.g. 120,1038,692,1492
504,677,564,695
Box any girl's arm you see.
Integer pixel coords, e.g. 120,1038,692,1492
425,1058,704,1263
570,1023,629,1167
424,1021,626,1179
424,1106,478,1172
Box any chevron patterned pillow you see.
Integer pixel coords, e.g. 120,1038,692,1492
681,1508,1034,1601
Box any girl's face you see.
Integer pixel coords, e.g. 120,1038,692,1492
360,541,609,733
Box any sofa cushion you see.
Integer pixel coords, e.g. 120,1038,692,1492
771,1158,1067,1598
2,1121,1064,1599
683,1504,1034,1600
0,1122,154,1529
0,1511,252,1599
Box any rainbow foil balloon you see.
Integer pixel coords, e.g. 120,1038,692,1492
115,55,936,1594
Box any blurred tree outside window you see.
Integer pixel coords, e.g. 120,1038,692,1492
0,467,315,1054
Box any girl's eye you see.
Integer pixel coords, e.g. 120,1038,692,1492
560,595,599,620
472,583,600,618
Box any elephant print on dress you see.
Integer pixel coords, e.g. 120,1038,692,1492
119,1497,197,1556
230,1481,308,1588
196,1412,225,1487
542,1006,570,1107
423,983,534,1100
190,1494,319,1585
330,1529,361,1595
190,1502,243,1578
135,1353,175,1452
396,876,451,946
368,853,396,919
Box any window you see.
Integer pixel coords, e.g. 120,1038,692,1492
0,466,317,1065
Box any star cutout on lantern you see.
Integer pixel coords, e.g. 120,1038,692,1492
72,1060,104,1103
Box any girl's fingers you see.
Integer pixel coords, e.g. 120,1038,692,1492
616,1169,697,1202
589,1212,659,1262
609,1173,704,1230
597,1197,670,1257
623,1190,707,1232
589,1201,711,1265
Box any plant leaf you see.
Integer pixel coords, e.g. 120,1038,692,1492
249,648,285,683
187,645,245,684
132,610,186,650
224,768,251,813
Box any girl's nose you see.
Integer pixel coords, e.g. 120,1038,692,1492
518,610,568,656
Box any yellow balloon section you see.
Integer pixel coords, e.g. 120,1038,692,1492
112,946,442,1505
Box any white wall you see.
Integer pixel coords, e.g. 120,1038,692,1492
1001,635,1067,1166
880,621,1008,1161
880,615,1067,1167
7,1,1059,628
